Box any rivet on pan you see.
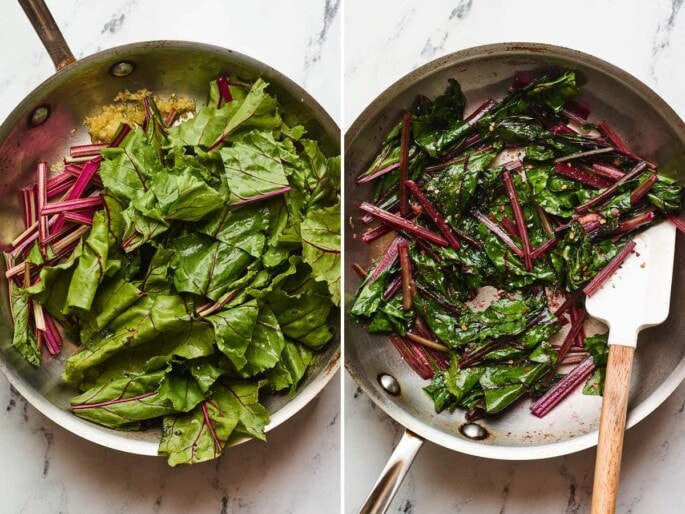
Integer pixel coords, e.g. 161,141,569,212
29,105,50,127
378,374,400,396
110,61,135,77
459,422,488,440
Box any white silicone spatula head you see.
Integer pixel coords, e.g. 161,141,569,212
586,221,676,514
585,221,676,346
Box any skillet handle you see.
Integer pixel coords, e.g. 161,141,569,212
18,0,75,70
358,429,424,514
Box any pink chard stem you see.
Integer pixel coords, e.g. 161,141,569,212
399,112,412,217
405,180,461,250
502,170,533,270
359,202,449,247
583,240,637,296
530,356,595,418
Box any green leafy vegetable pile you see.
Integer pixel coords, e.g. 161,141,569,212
351,70,682,420
5,76,340,465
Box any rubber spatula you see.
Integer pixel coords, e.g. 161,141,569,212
586,221,676,514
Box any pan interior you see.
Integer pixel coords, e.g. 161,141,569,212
344,43,685,460
0,41,340,455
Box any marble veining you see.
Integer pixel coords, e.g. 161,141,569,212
305,0,339,67
449,1,473,21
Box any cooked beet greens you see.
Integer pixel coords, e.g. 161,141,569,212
351,70,682,420
5,77,340,465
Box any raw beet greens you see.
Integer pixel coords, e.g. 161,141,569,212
351,70,682,421
5,76,340,465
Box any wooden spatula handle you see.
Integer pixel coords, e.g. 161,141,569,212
591,344,635,514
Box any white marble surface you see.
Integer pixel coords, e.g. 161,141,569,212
344,1,685,513
0,1,340,513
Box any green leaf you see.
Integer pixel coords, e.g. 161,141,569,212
220,131,290,204
63,294,190,383
208,299,260,371
300,203,341,305
425,150,497,218
267,268,334,350
239,303,286,378
100,128,162,202
78,319,216,390
265,340,314,394
158,380,268,466
65,211,118,313
10,287,40,366
172,232,254,301
70,371,204,430
196,203,270,258
149,167,224,221
211,78,282,146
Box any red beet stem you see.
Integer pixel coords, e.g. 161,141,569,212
554,162,612,190
437,134,484,164
405,180,461,250
216,76,233,107
575,161,648,213
531,237,559,259
471,208,524,258
47,174,76,200
397,241,414,310
564,99,591,120
21,185,37,229
466,98,498,124
596,120,629,152
630,173,658,205
43,313,62,355
550,124,577,136
388,333,435,380
553,289,582,318
37,162,48,245
553,147,614,164
612,210,656,239
51,224,89,250
667,214,685,234
362,224,393,244
592,163,625,182
556,312,586,364
41,196,103,215
359,203,449,246
351,263,368,279
356,162,400,185
570,305,586,348
499,215,519,238
583,240,637,296
405,331,449,352
596,120,654,167
368,236,405,283
164,109,177,128
427,155,467,173
63,211,94,225
503,170,533,270
109,124,131,148
70,143,108,158
383,275,402,300
357,144,393,181
530,356,595,417
399,113,412,216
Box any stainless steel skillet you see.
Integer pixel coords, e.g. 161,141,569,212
0,0,340,456
344,43,685,512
